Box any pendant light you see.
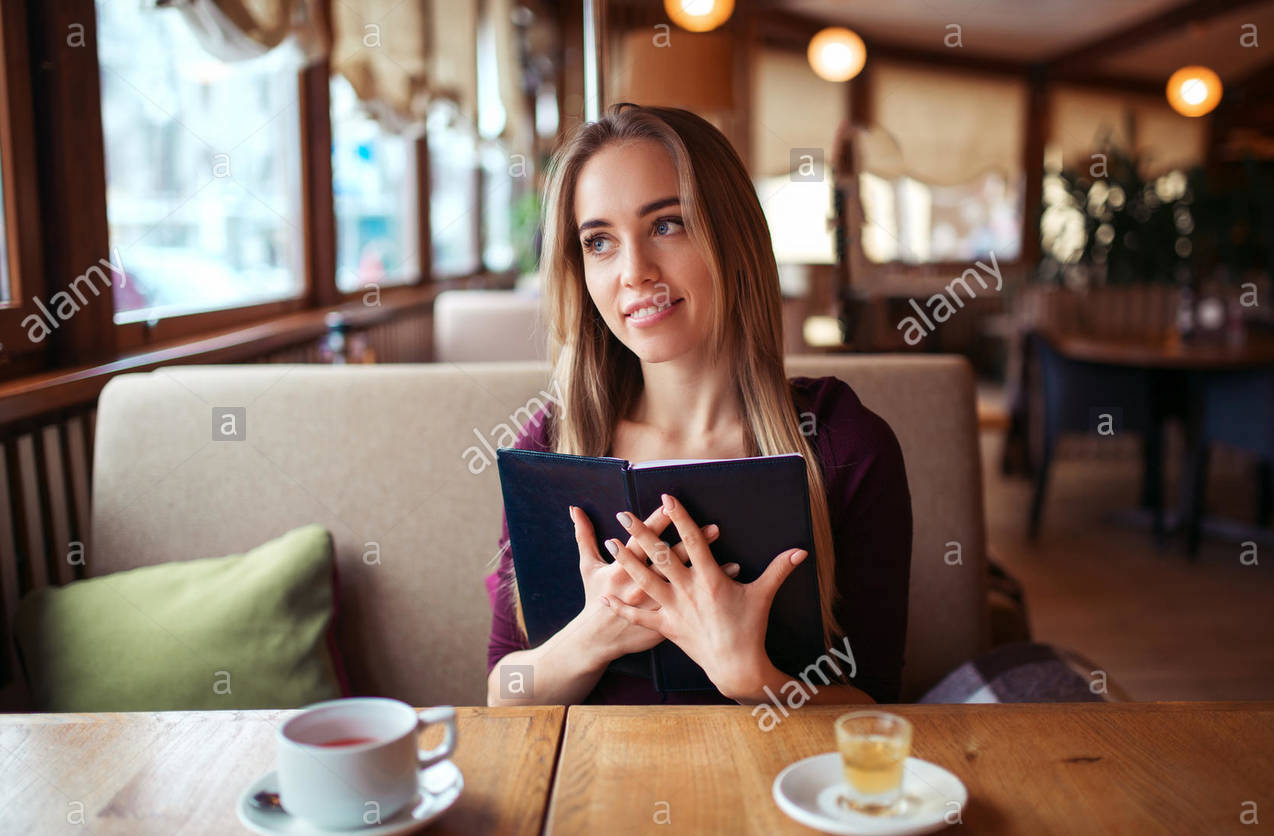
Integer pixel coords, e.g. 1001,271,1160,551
663,0,734,33
808,27,867,83
1166,66,1222,117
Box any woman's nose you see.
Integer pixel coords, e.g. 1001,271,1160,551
619,242,659,289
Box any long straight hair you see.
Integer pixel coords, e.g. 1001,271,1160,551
507,103,842,654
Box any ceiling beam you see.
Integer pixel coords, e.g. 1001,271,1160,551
1046,0,1271,75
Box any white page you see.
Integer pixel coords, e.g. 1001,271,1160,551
630,452,803,470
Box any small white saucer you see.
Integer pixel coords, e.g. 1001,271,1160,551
236,761,463,836
773,753,967,836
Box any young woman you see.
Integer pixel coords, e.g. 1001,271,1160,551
486,104,911,706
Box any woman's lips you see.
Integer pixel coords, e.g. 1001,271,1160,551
625,298,684,327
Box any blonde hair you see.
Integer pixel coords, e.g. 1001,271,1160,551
507,103,842,656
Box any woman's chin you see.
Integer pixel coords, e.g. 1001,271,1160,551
625,338,701,366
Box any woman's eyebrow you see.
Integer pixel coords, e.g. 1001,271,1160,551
577,196,681,234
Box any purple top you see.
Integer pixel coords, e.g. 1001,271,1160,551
485,376,913,704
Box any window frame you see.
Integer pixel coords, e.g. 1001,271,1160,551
1,0,504,385
0,0,49,373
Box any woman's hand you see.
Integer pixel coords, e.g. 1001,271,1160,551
571,503,738,665
602,493,808,700
486,505,737,707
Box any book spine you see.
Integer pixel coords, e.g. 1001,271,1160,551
625,463,665,688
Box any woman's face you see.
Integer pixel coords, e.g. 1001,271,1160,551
573,139,715,365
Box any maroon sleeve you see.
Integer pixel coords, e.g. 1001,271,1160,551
486,511,529,673
485,403,554,673
797,377,913,704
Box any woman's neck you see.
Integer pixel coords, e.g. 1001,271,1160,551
628,352,744,446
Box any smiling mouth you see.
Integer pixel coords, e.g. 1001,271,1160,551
625,298,684,318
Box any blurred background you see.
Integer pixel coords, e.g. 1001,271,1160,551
0,0,1272,702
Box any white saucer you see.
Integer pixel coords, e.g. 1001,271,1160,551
236,761,463,836
773,754,967,835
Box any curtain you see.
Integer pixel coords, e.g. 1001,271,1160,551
489,0,533,158
170,0,327,63
750,48,848,178
1048,86,1206,177
427,0,479,128
866,60,1028,187
331,0,435,131
1048,86,1136,173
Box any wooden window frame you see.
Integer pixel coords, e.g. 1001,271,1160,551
0,1,49,378
0,0,502,386
17,6,454,369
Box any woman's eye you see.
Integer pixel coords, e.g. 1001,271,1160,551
583,236,611,254
654,217,684,236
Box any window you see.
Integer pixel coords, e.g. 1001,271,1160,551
96,2,304,323
858,61,1026,265
330,75,418,292
754,176,836,265
859,171,1024,264
428,101,480,278
481,142,516,273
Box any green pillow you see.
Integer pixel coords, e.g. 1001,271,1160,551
14,524,348,712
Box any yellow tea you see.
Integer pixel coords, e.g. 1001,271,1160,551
833,710,912,814
839,735,907,795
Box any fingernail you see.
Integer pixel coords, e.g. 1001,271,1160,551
616,511,632,528
661,493,674,512
568,505,577,520
605,539,619,556
791,549,808,565
724,563,740,576
601,595,612,608
704,524,719,538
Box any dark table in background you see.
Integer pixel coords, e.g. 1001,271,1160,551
1044,329,1274,552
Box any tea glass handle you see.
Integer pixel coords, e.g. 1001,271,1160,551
416,706,457,770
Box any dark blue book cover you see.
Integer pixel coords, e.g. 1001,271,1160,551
496,448,823,693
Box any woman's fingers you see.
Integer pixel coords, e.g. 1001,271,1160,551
601,595,663,631
648,523,720,579
606,537,674,606
631,505,671,545
658,494,720,578
571,505,603,571
750,548,809,603
577,504,667,572
616,510,692,585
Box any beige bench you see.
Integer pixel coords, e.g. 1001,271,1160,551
85,356,987,705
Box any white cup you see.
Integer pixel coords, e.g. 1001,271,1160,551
277,697,458,829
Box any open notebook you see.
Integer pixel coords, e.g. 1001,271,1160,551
496,448,824,692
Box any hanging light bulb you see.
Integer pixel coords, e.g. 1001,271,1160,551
663,0,734,33
1166,66,1222,117
807,27,867,83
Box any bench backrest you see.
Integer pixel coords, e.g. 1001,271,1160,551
90,356,987,704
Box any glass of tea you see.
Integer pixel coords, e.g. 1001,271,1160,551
834,710,913,815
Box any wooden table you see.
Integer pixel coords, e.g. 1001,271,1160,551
1045,330,1274,371
3,702,1272,834
546,702,1274,835
0,706,564,835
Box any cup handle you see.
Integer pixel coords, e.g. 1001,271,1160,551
416,706,457,770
